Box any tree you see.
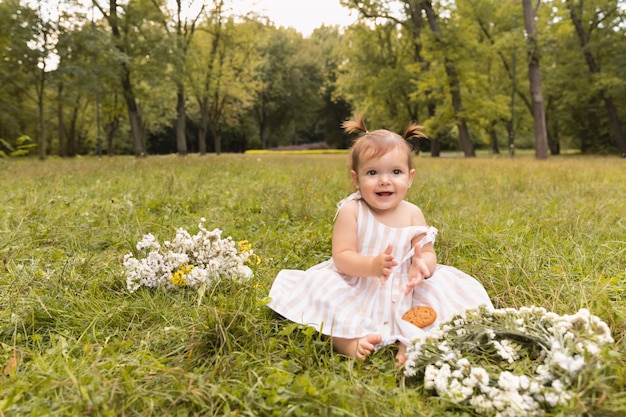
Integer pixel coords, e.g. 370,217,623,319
251,26,324,149
308,25,353,149
2,0,624,156
462,0,532,155
32,10,54,160
342,0,476,156
55,12,103,156
188,0,225,155
522,0,549,159
93,0,146,156
151,0,204,156
0,0,38,147
565,0,625,155
420,0,475,157
334,22,419,130
187,10,260,154
402,0,440,155
0,1,55,159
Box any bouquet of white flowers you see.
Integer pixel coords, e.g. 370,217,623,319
404,305,615,417
123,219,259,293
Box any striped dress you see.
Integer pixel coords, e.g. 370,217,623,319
267,193,493,347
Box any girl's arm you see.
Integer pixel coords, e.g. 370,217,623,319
405,206,438,294
411,240,437,276
331,201,398,280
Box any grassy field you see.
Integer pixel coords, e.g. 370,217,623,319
0,153,624,416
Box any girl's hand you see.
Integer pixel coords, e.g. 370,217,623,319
405,244,431,295
373,244,398,284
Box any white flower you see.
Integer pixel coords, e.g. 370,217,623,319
469,394,493,414
491,388,529,416
497,371,520,391
543,379,571,407
123,220,256,293
535,364,553,384
403,305,615,416
548,350,586,377
434,363,452,394
446,378,473,401
456,357,470,370
470,367,490,388
424,364,438,390
518,375,530,391
441,349,458,362
493,339,519,363
136,233,160,251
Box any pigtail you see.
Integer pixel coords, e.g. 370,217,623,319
404,122,427,140
341,114,368,135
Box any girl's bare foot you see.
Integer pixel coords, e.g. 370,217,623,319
332,334,382,359
395,343,407,366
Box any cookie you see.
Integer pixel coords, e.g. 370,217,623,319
402,305,436,328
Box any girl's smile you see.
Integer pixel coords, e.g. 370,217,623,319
351,147,415,215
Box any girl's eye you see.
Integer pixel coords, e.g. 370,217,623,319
393,169,402,175
366,170,377,176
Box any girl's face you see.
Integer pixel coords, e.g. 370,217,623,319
350,147,415,214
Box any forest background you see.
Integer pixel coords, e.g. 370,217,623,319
1,0,625,159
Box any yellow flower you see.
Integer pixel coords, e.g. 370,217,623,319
247,254,261,266
170,264,194,287
238,240,252,253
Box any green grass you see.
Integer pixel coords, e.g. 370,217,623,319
0,154,624,416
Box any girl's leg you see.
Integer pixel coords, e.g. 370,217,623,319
396,343,407,365
332,334,382,359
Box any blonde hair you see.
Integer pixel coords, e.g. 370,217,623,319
342,115,426,172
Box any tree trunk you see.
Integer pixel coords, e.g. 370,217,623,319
522,0,549,160
421,1,475,157
170,0,199,157
176,84,187,155
198,97,208,155
188,2,223,155
36,66,46,160
259,117,267,150
547,130,560,155
207,92,227,155
427,103,440,156
107,0,145,157
68,98,79,157
120,67,145,156
430,137,440,157
488,121,500,154
57,83,65,157
545,98,560,155
38,99,46,160
106,92,120,156
210,123,221,155
105,115,119,156
603,97,626,155
404,2,439,157
566,0,626,155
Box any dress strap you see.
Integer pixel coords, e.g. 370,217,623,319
421,226,438,247
398,226,439,264
334,191,361,220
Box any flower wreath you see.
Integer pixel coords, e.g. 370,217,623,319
404,305,614,416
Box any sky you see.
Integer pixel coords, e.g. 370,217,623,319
29,0,357,38
31,0,358,70
233,0,357,37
